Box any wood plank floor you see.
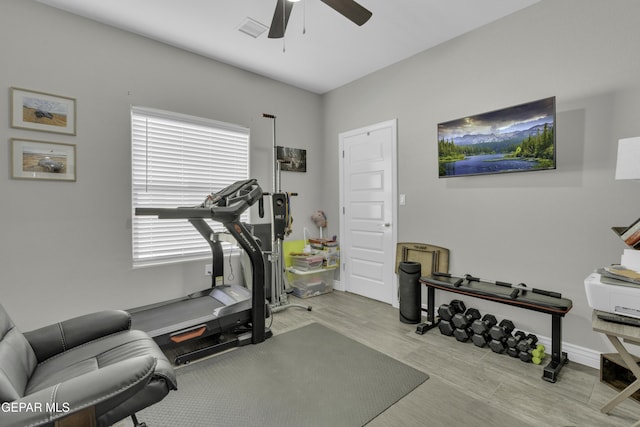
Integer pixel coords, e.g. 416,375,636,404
121,290,640,426
269,291,640,427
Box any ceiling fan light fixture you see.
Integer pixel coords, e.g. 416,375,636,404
269,0,371,39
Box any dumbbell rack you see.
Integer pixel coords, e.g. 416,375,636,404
418,272,573,383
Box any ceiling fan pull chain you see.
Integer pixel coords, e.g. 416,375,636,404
302,0,307,35
283,0,287,52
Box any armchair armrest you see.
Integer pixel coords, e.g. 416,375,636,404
1,355,157,427
24,310,131,362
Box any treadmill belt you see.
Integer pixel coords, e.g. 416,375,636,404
130,296,224,337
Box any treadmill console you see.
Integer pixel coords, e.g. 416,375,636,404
201,179,262,210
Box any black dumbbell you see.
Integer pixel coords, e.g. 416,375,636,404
488,319,515,354
506,346,520,357
489,319,515,341
506,331,526,357
471,332,490,347
471,314,497,335
437,300,466,336
519,344,547,364
489,339,508,354
516,334,538,352
453,327,473,342
452,308,481,343
437,300,466,321
470,314,497,348
438,319,455,336
506,330,526,349
452,308,481,329
519,349,533,363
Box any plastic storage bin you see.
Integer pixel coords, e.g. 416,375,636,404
287,267,336,298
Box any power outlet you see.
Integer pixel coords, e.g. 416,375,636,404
205,264,213,276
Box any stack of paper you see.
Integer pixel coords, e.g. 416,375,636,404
621,249,640,272
602,265,640,285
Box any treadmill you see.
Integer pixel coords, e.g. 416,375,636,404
129,178,271,364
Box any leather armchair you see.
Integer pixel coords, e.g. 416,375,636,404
0,304,177,427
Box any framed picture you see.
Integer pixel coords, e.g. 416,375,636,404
10,87,76,135
276,146,307,172
438,96,556,178
11,138,76,181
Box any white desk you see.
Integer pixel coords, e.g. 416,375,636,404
592,310,640,426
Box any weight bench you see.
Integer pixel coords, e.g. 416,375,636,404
0,303,177,427
419,273,573,383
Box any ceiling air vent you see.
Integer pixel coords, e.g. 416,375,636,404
237,17,269,38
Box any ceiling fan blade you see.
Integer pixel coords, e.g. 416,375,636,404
320,0,372,26
268,0,294,39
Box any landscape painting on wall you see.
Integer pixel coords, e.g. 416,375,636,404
438,97,556,178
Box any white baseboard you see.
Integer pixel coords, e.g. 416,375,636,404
535,335,601,369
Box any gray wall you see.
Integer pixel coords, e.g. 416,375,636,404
0,0,323,329
3,0,640,357
322,0,640,353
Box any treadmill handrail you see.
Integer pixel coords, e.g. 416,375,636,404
135,179,263,224
137,206,242,222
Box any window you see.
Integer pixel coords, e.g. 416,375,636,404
131,106,250,267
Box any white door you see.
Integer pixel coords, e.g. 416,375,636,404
339,120,397,305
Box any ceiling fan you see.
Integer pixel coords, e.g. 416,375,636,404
268,0,372,39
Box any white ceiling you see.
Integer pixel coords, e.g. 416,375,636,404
37,0,539,94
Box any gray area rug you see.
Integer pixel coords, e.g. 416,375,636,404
139,322,428,426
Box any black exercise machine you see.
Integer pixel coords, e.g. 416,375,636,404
262,112,312,313
129,178,271,364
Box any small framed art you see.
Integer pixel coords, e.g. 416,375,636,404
10,87,76,135
11,138,76,181
276,146,307,172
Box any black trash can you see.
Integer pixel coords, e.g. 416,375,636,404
398,261,421,324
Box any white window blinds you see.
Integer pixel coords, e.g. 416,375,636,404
131,106,250,267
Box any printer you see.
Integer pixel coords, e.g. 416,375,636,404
585,270,640,318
